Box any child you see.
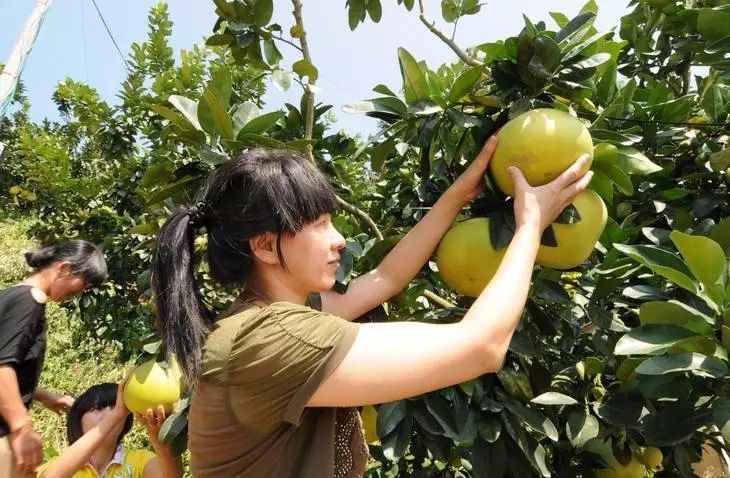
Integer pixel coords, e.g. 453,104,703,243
36,381,183,478
152,140,593,477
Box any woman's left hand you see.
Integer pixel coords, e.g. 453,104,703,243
38,391,75,415
446,135,498,203
135,406,167,445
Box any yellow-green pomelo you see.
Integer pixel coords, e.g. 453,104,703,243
123,358,184,414
360,405,378,444
435,218,506,298
490,109,594,197
536,189,607,269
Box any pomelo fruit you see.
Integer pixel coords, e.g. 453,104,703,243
123,357,184,414
360,405,378,444
435,218,506,298
536,189,607,269
490,108,593,197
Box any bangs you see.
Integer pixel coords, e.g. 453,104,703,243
269,156,338,233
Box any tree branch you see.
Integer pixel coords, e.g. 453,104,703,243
423,289,456,309
417,0,484,69
291,0,316,163
290,0,384,242
336,196,383,240
271,33,303,52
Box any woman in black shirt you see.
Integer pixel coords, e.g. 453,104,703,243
0,240,107,477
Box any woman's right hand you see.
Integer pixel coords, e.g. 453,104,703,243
111,374,131,422
508,154,593,232
9,422,42,473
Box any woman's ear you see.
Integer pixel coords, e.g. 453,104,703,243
54,261,73,278
249,232,280,265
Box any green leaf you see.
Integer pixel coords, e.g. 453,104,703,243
698,8,730,41
550,12,570,29
381,413,412,461
592,162,634,195
158,407,188,445
251,0,273,26
639,301,714,336
555,11,595,44
397,48,430,104
199,147,228,167
568,52,611,70
528,36,561,79
635,353,727,378
271,70,293,92
471,439,507,478
168,95,202,131
441,0,459,23
449,67,482,103
446,109,482,128
262,38,283,65
710,149,730,172
670,230,727,292
643,402,714,446
424,392,459,437
376,400,407,437
615,147,662,175
366,0,382,22
477,414,502,443
231,102,260,136
706,36,730,54
713,398,730,442
614,324,699,356
198,88,234,140
348,0,365,30
567,409,599,448
208,69,233,109
563,31,611,62
206,33,234,47
145,176,201,206
613,243,698,294
503,402,559,442
531,392,578,406
239,111,283,135
292,59,319,82
148,104,196,131
594,394,648,428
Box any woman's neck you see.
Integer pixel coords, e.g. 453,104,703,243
89,439,119,474
246,270,307,306
22,273,51,303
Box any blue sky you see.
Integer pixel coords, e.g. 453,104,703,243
1,0,630,136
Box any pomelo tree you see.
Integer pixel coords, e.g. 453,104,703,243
2,0,729,475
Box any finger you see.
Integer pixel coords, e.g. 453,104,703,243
508,166,530,192
474,135,498,165
134,412,144,423
31,445,43,470
558,171,594,205
156,405,166,421
553,154,590,188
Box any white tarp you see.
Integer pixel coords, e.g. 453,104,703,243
0,0,54,116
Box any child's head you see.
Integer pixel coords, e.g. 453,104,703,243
152,149,343,383
25,240,107,301
67,383,132,446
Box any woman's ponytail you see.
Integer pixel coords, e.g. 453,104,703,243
151,206,211,385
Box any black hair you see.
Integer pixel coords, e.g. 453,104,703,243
25,240,107,287
152,148,338,384
67,383,132,446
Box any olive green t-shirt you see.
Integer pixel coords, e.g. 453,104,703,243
188,298,368,477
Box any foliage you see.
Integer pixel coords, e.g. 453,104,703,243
1,0,729,476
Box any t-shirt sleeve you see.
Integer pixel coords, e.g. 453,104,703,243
225,304,359,432
0,289,38,366
127,449,156,478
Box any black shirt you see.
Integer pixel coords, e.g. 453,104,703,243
0,285,46,437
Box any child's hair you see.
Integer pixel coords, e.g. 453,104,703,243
152,148,338,384
25,240,107,287
67,383,133,446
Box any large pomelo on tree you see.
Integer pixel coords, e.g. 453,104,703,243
536,189,607,269
123,357,184,414
436,218,506,298
490,109,594,197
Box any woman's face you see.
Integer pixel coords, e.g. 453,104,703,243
81,406,125,438
48,263,88,302
278,213,346,293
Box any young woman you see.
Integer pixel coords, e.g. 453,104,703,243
0,241,107,478
152,138,593,477
36,381,183,478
